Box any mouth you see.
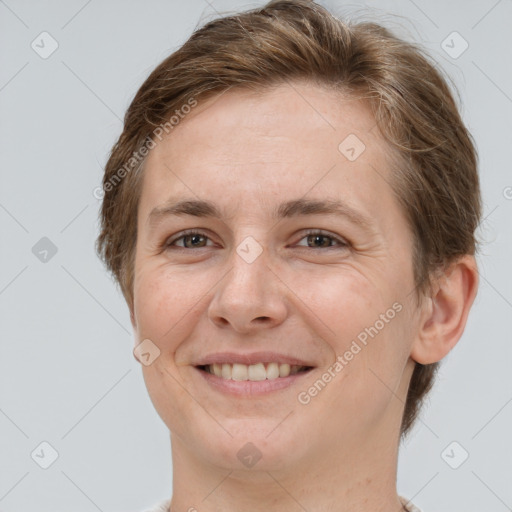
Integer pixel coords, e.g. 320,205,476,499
194,362,315,396
196,362,314,381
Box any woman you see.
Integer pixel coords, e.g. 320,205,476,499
96,1,480,510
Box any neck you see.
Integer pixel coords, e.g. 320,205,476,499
168,424,404,512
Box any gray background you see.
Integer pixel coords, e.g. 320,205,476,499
0,0,511,511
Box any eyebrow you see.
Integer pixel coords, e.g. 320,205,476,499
147,197,374,232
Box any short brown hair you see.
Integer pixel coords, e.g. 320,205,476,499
96,0,481,436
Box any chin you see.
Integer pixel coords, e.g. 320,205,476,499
188,419,310,472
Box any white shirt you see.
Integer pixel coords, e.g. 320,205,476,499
142,496,422,511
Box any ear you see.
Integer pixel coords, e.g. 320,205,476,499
410,255,479,364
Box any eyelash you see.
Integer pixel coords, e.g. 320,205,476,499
163,229,349,251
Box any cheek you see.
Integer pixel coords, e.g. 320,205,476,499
335,301,412,408
293,266,392,343
134,268,208,434
133,266,206,344
141,359,199,441
303,268,411,389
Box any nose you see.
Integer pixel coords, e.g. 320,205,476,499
207,242,288,333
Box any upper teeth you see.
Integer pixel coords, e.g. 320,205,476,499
205,362,305,381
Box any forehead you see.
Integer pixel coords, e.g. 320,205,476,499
138,82,397,224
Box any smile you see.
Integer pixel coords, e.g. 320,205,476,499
198,362,312,381
195,363,314,396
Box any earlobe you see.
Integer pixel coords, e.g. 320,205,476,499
410,255,479,365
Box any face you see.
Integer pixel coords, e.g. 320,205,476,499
131,82,420,473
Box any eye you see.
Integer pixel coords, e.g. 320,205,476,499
164,229,214,249
295,229,348,249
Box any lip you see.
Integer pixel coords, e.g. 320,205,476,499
195,365,314,396
193,351,315,367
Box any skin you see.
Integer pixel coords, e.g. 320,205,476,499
129,82,478,512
